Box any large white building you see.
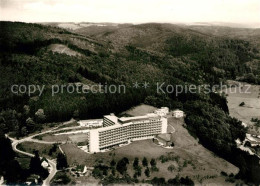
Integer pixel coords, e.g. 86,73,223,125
89,112,168,153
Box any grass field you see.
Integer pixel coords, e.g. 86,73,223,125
48,44,81,56
17,142,61,159
38,133,70,142
16,154,31,169
56,121,79,129
121,104,158,116
60,116,240,184
223,81,260,135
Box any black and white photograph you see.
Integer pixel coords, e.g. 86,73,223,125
0,0,260,185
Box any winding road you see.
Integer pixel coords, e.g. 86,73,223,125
6,119,76,185
7,133,57,185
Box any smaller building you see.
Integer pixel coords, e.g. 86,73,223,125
78,119,103,128
156,133,172,146
172,109,184,118
154,107,169,116
41,158,49,168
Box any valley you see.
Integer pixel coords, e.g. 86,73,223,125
1,21,260,185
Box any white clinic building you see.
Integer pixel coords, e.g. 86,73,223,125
78,119,103,127
154,107,169,116
172,109,184,118
89,113,168,153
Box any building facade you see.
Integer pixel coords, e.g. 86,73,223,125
172,109,184,118
154,107,169,116
89,113,168,153
78,119,103,127
103,114,118,127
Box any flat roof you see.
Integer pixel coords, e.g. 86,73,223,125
104,114,118,124
93,113,162,132
94,123,122,132
173,109,183,112
157,133,171,141
119,113,160,124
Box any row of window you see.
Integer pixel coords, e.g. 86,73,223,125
99,129,161,146
99,134,155,148
99,127,161,137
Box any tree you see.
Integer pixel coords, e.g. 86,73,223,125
29,150,42,173
0,134,25,184
92,167,103,178
122,157,129,164
35,109,46,123
150,158,156,167
133,157,139,169
135,166,142,177
4,159,23,184
56,153,68,170
142,157,148,167
20,126,28,136
144,167,150,177
26,117,35,132
244,73,256,83
168,164,175,172
23,105,30,116
29,150,48,178
111,167,116,176
48,144,58,156
110,159,116,167
180,176,194,185
52,172,71,184
116,157,129,175
0,134,15,164
168,175,194,185
244,141,251,147
151,177,166,185
73,110,79,119
239,102,245,106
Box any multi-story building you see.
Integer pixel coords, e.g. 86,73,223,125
89,113,168,153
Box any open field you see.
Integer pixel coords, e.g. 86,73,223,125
60,116,240,184
121,104,158,116
56,121,79,129
48,44,81,56
16,154,31,170
17,142,61,159
51,170,99,185
38,134,70,143
223,81,260,135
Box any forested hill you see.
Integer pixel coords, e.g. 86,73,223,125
0,21,260,184
93,23,260,84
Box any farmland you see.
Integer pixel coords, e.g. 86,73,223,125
223,81,260,135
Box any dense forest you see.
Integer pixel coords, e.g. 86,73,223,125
0,21,260,184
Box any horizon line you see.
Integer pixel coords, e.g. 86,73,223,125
1,20,260,28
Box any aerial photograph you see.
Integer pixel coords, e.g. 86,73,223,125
0,0,260,185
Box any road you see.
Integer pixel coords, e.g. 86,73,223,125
7,133,57,186
42,159,57,186
4,118,76,185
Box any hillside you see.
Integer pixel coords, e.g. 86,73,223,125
74,23,260,84
0,21,260,184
